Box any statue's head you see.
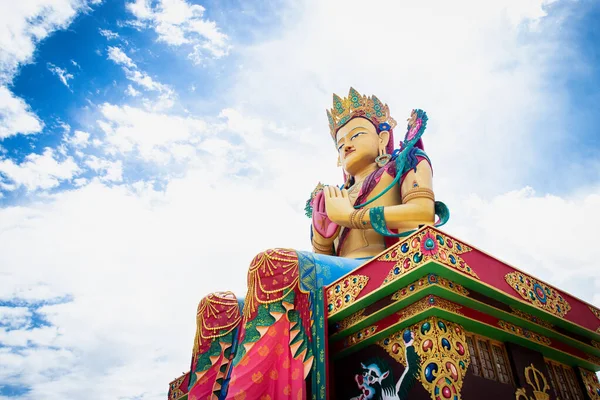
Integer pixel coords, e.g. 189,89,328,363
327,88,397,177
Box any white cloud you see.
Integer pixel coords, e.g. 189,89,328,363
84,156,123,182
0,86,44,138
99,28,119,40
96,103,208,161
0,148,80,191
126,84,141,97
0,0,95,138
0,306,32,330
64,130,90,147
47,63,74,88
126,0,230,63
106,46,175,109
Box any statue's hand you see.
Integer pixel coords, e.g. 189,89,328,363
324,186,354,228
312,190,340,239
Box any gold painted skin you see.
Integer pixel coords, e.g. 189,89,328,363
312,117,435,258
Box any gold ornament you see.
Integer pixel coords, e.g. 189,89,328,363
504,272,571,318
514,364,551,400
497,320,552,345
579,367,600,400
326,274,369,316
378,317,470,400
379,228,477,285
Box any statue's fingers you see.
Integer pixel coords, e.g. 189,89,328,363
333,186,342,197
341,188,349,199
318,191,325,212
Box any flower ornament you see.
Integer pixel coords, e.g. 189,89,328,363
420,231,438,256
379,122,391,132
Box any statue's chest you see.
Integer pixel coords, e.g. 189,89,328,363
348,172,400,206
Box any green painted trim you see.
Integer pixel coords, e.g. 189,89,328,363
331,305,600,372
433,309,600,371
328,261,437,321
438,286,600,359
328,258,600,343
333,308,437,359
433,265,600,343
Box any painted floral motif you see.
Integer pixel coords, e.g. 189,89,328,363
504,272,571,318
497,320,552,345
380,228,478,285
326,274,369,316
579,367,600,400
379,317,470,400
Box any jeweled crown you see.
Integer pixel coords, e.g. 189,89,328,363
327,87,397,141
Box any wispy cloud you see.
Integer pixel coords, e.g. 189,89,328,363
0,0,96,138
0,148,80,191
47,63,74,89
106,46,175,109
99,28,119,40
126,0,231,64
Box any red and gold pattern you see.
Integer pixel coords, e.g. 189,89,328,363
514,364,551,400
244,249,300,318
193,291,241,356
505,272,571,318
590,306,600,333
497,320,552,346
337,309,366,331
326,274,369,316
379,317,470,400
510,307,554,330
168,373,189,400
380,228,478,285
392,274,469,301
579,367,600,400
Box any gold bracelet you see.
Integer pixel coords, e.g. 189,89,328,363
402,188,435,204
312,241,333,252
349,209,360,229
357,207,371,229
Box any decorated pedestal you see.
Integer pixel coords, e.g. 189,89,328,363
326,226,600,400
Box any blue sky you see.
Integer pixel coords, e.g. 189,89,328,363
0,0,599,399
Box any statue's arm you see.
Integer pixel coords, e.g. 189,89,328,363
381,159,435,229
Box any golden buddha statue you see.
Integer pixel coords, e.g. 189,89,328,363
187,88,446,400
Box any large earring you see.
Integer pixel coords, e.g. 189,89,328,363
375,147,391,168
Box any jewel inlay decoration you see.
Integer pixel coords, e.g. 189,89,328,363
380,228,478,285
579,367,600,400
498,320,552,345
505,272,571,318
326,274,369,316
379,317,470,400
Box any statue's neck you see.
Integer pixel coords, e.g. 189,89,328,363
352,163,378,182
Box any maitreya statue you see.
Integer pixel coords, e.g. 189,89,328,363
187,88,447,400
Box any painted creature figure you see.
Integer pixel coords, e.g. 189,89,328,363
187,88,447,400
351,332,419,400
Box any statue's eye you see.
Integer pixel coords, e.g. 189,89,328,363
338,143,344,151
350,132,365,140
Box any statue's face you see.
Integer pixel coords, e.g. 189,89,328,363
336,117,381,176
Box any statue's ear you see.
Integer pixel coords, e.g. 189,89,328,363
361,363,367,369
378,129,390,149
381,371,390,380
337,155,341,167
